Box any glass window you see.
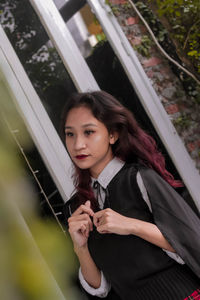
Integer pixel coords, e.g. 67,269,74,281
0,0,77,133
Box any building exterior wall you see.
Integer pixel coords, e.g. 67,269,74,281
109,0,200,171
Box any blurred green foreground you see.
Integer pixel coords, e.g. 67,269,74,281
0,80,80,300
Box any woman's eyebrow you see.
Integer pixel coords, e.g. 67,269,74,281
82,123,98,128
65,123,98,129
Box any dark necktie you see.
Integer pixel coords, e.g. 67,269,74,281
93,181,110,209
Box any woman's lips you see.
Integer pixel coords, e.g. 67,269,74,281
75,155,89,160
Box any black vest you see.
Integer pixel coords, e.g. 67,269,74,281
88,164,199,300
63,163,200,300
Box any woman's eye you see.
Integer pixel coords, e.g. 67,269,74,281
65,132,73,137
85,130,94,136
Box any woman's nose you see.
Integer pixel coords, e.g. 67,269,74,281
74,135,86,150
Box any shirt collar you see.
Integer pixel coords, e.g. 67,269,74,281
91,157,125,189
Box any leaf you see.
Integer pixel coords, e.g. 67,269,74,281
188,50,198,56
175,11,181,17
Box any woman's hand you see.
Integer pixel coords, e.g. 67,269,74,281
68,201,102,289
93,208,134,235
68,200,94,250
93,208,175,252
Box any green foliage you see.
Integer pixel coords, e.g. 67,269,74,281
96,32,107,42
133,35,152,57
92,15,107,43
173,113,191,128
155,0,200,74
136,1,168,43
110,5,120,15
134,0,199,101
121,2,132,10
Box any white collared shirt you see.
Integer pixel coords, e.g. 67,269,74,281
91,157,125,209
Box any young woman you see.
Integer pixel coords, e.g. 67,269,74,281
62,90,200,300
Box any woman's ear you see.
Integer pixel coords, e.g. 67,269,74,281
109,132,119,145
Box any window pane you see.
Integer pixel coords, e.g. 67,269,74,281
0,0,77,133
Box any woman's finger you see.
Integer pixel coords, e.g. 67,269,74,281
96,223,111,234
73,202,94,217
93,208,111,227
69,220,89,234
69,213,93,231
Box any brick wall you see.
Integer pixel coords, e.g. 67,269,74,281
108,0,200,171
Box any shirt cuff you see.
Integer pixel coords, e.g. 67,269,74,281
78,267,111,297
163,249,185,264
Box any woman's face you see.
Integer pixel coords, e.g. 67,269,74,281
65,106,117,178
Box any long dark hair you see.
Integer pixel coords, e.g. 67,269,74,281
61,90,182,208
